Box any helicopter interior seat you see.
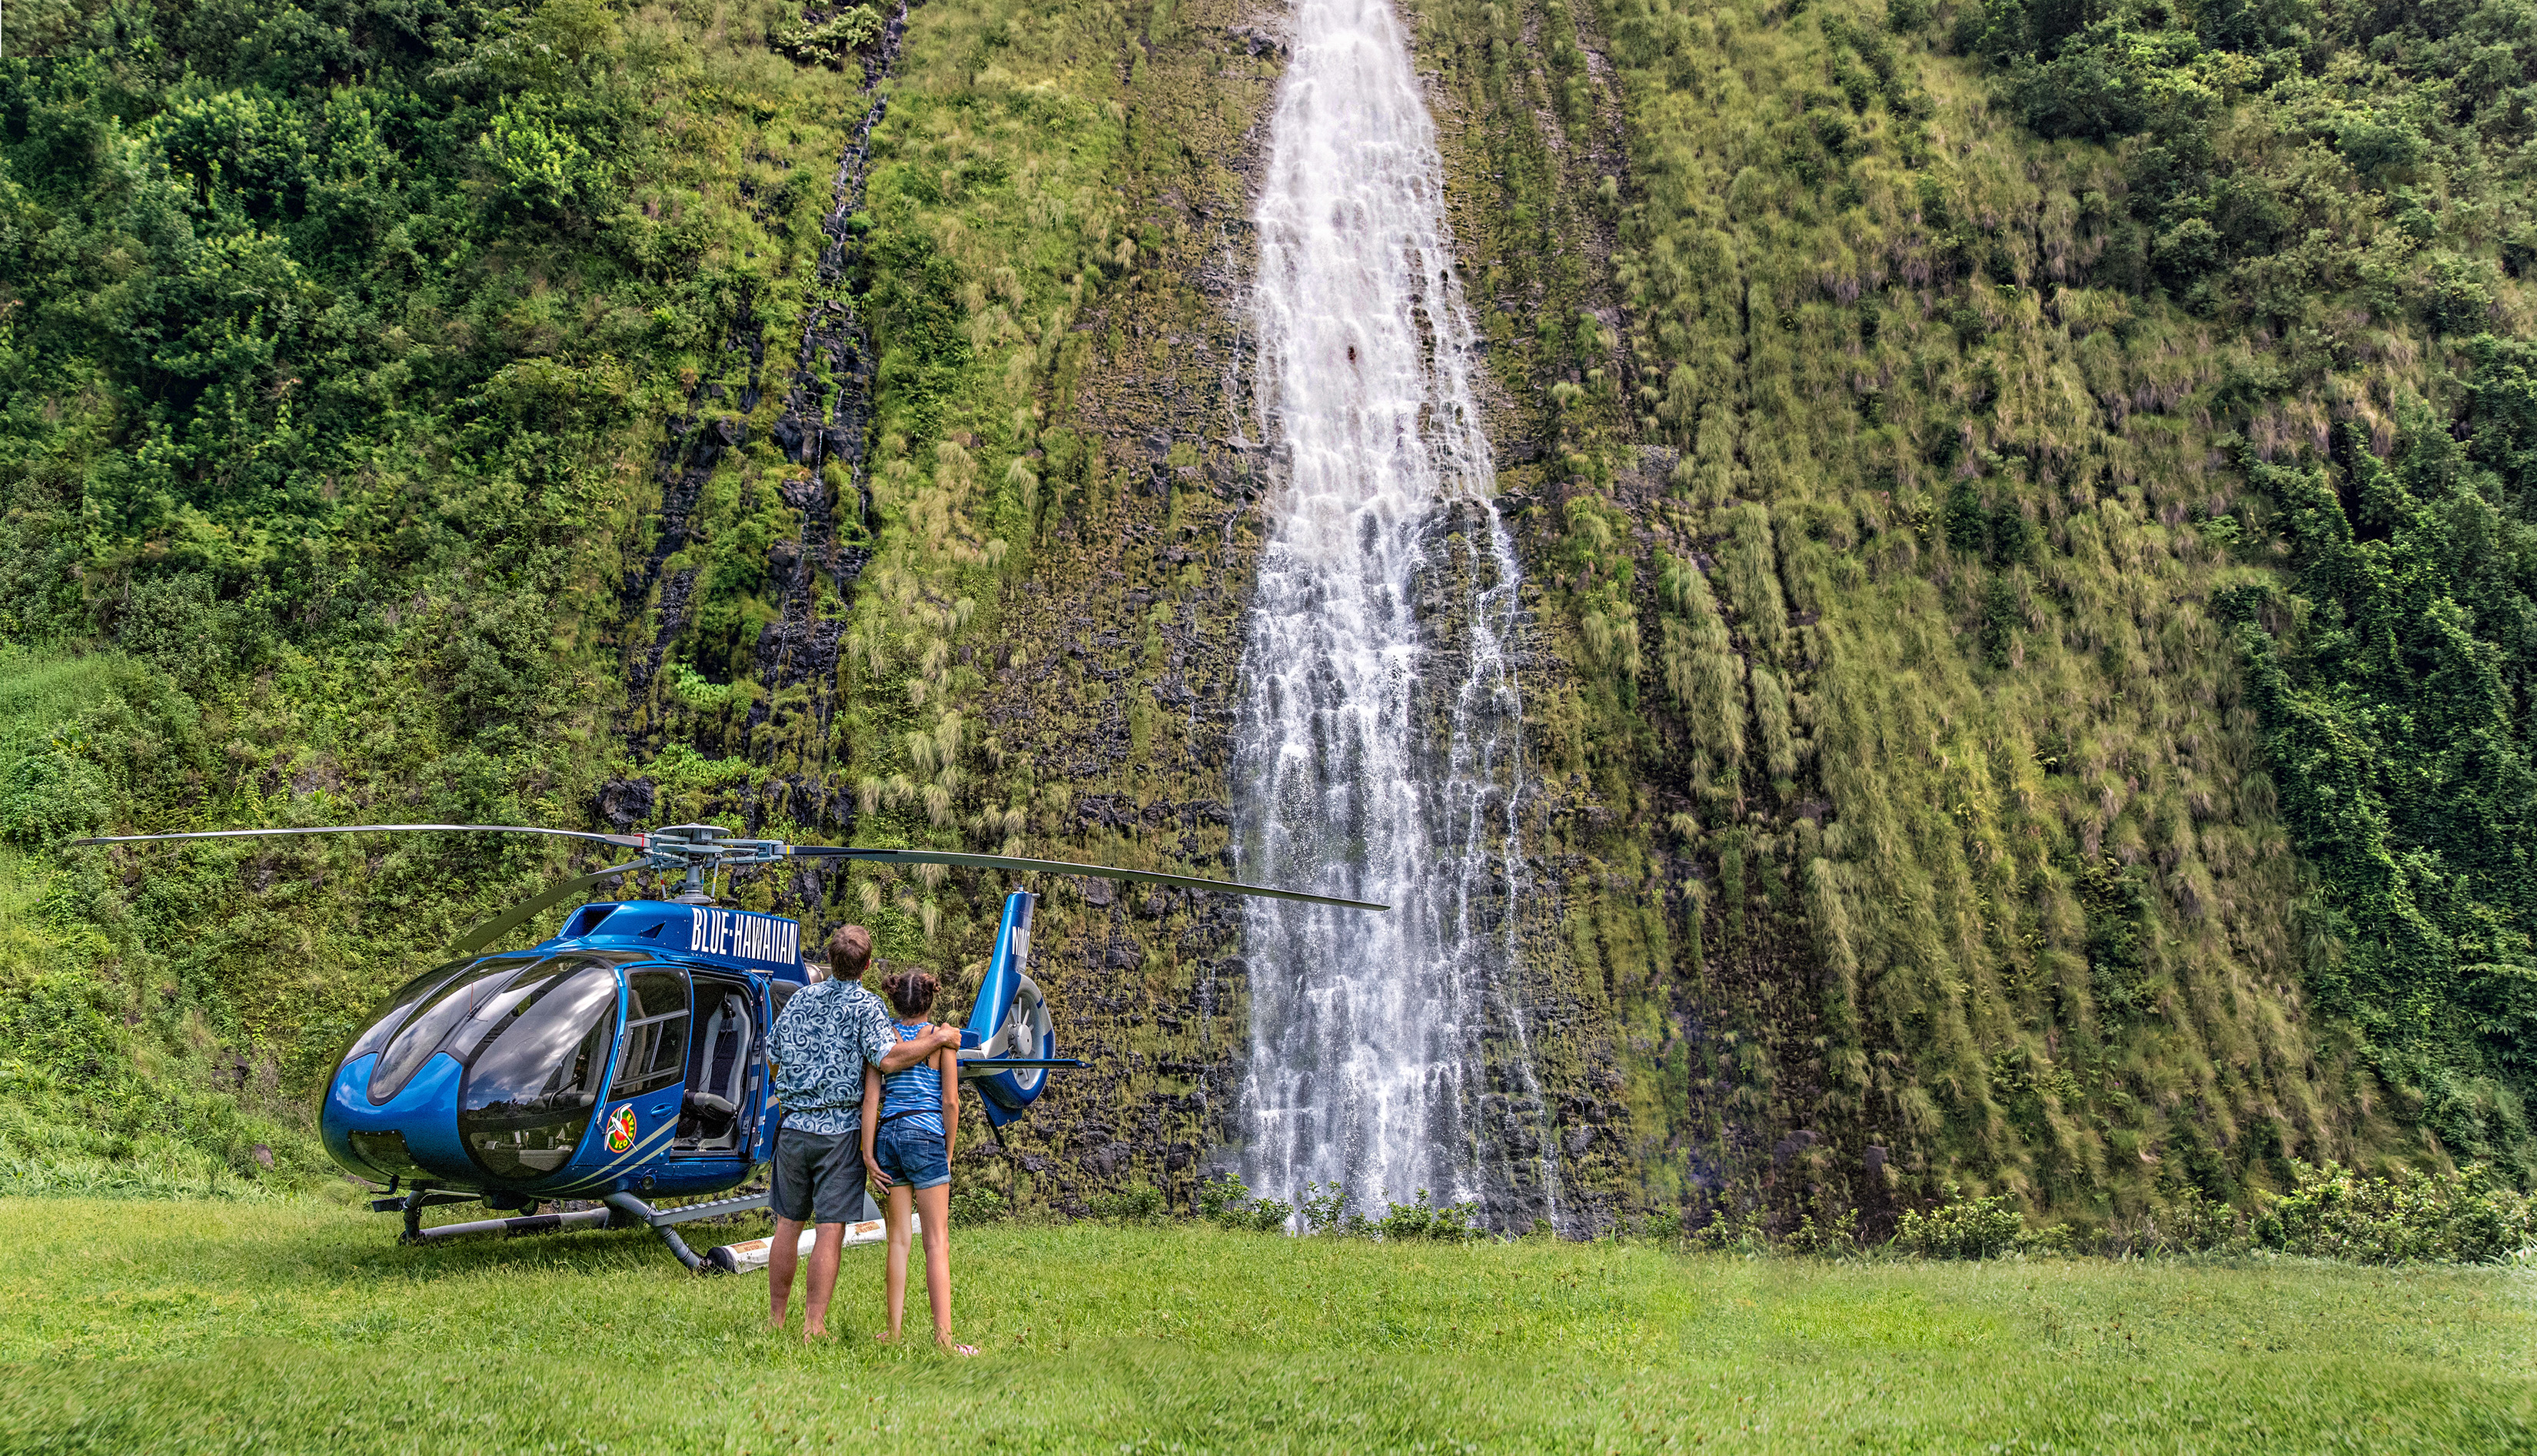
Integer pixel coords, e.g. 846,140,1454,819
677,982,751,1154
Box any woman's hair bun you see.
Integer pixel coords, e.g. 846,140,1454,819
880,966,940,1018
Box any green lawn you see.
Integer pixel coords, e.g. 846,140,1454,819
0,1198,2529,1453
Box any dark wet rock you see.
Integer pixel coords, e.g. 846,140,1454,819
615,0,906,758
597,777,657,832
1225,22,1285,55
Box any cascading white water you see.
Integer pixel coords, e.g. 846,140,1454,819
1232,0,1558,1229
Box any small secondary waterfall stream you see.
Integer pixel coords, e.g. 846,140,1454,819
1231,0,1558,1229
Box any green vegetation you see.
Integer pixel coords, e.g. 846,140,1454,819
1950,0,2537,1179
1396,0,2535,1236
2226,356,2537,1170
3,1198,2532,1451
0,0,899,1188
0,0,2529,1247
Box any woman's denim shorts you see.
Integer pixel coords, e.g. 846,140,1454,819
873,1119,951,1191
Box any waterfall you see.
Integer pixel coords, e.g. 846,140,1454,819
1231,0,1558,1231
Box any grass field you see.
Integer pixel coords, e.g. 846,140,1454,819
0,1198,2530,1453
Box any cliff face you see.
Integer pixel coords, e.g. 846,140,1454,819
5,0,2529,1225
624,0,2385,1235
1405,0,2537,1232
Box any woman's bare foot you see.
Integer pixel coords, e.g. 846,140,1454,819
939,1340,977,1357
803,1323,828,1341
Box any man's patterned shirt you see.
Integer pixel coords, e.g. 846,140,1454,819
766,979,899,1136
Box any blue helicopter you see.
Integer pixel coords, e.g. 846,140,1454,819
70,822,1380,1269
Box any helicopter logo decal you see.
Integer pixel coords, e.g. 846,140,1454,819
603,1104,637,1154
686,908,798,965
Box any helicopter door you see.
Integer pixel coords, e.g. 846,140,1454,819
674,975,753,1158
603,970,691,1166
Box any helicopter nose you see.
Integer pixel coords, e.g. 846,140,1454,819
322,1052,475,1185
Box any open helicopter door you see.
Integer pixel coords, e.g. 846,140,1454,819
959,891,1079,1126
671,970,759,1168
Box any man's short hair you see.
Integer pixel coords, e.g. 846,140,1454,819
825,924,873,976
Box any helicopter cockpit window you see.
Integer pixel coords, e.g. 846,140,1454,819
336,962,468,1074
457,960,621,1182
610,969,690,1099
368,956,536,1105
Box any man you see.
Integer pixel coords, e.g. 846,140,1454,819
765,923,961,1340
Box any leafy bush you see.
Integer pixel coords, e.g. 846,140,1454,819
2256,1161,2534,1265
478,97,600,218
1890,1182,2027,1259
1195,1172,1294,1233
2228,384,2537,1168
1781,1207,1861,1257
1298,1180,1352,1235
1686,1206,1773,1255
780,5,886,66
1631,1208,1688,1242
1086,1182,1166,1224
2154,1186,2247,1254
1374,1189,1484,1242
0,754,109,847
947,1184,1008,1225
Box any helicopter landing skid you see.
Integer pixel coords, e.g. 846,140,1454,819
406,1205,614,1242
377,1190,484,1242
384,1188,772,1272
602,1190,774,1274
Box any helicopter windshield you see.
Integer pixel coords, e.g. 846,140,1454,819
336,961,470,1073
457,960,620,1181
367,956,537,1105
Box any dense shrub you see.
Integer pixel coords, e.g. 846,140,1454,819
947,1184,1009,1225
1195,1173,1295,1233
2225,364,2537,1170
1781,1206,1862,1256
1086,1182,1167,1224
1890,1182,2027,1258
1374,1189,1485,1242
2256,1161,2535,1264
1299,1181,1353,1235
0,753,108,847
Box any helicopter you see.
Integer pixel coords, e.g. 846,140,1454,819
69,821,1381,1270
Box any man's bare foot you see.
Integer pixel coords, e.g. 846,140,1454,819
803,1324,827,1340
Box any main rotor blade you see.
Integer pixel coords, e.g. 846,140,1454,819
787,846,1387,912
451,859,652,957
68,824,647,852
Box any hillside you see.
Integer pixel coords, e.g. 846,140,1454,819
1,0,2530,1237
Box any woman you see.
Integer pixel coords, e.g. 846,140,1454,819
860,966,976,1355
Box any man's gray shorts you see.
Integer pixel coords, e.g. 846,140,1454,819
770,1125,866,1225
